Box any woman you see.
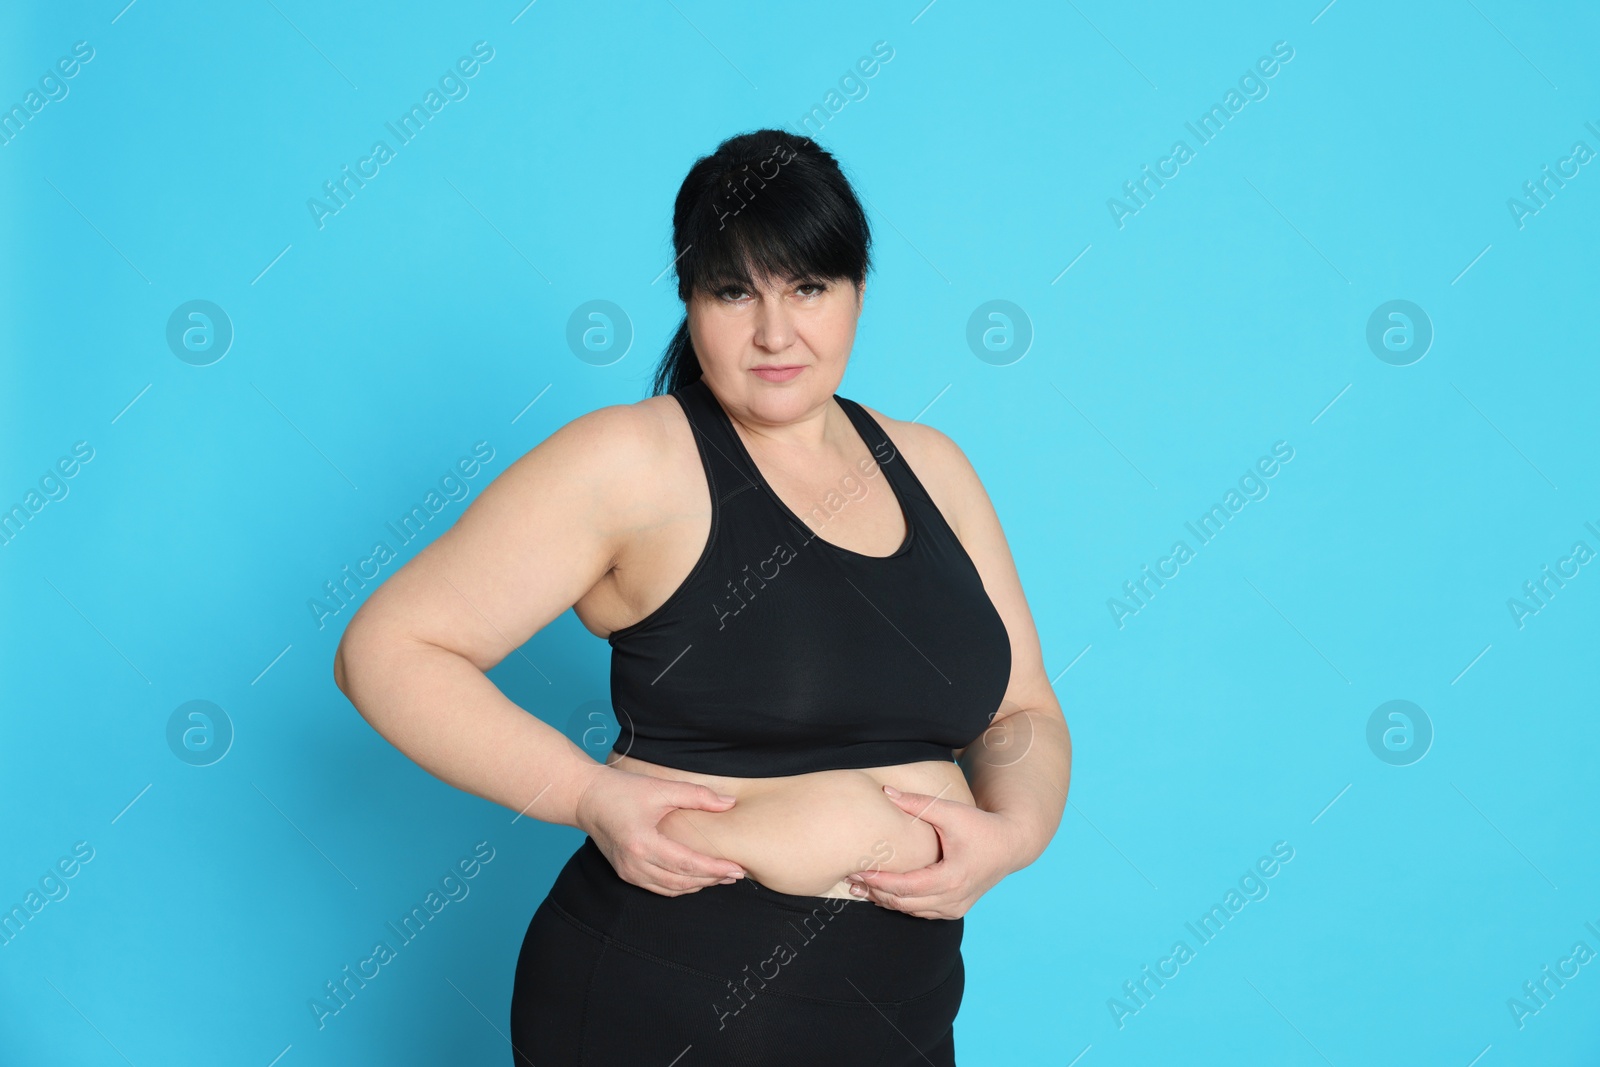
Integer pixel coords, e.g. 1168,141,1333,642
333,129,1070,1065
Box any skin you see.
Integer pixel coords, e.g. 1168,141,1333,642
332,269,1072,920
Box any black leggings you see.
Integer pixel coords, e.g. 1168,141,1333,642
509,836,965,1065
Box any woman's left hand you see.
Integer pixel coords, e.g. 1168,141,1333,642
846,785,1025,919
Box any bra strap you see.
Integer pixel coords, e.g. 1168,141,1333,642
673,378,756,504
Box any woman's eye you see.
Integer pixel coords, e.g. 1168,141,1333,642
715,282,825,302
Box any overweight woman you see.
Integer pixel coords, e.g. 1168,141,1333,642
333,129,1071,1065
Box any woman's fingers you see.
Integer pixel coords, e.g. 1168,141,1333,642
607,833,747,896
639,863,728,895
648,838,746,894
651,834,747,883
584,769,751,896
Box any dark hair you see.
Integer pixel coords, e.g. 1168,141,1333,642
648,129,873,396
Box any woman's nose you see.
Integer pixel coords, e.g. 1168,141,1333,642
751,296,795,349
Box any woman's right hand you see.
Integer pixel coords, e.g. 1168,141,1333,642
573,765,749,896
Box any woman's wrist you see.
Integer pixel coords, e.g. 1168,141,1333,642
988,806,1048,876
567,757,617,835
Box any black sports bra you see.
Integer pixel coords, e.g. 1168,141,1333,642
606,376,1012,777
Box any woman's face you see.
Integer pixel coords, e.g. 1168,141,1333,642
686,272,864,423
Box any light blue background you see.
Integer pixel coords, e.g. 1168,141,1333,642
3,0,1597,1064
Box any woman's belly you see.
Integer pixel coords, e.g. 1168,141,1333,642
610,755,976,898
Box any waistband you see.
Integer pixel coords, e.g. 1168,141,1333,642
544,835,963,1005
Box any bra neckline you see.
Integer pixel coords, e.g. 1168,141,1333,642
694,379,916,561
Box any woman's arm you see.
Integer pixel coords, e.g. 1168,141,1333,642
939,425,1071,870
957,698,1072,874
333,406,641,825
332,403,748,893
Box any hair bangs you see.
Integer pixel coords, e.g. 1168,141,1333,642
677,178,861,300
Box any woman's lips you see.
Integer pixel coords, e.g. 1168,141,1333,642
751,365,805,382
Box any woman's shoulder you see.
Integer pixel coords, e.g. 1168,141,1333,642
511,392,686,469
484,393,696,539
846,399,990,540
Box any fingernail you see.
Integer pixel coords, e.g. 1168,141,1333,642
846,873,864,883
718,794,737,803
849,884,866,896
882,785,901,797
